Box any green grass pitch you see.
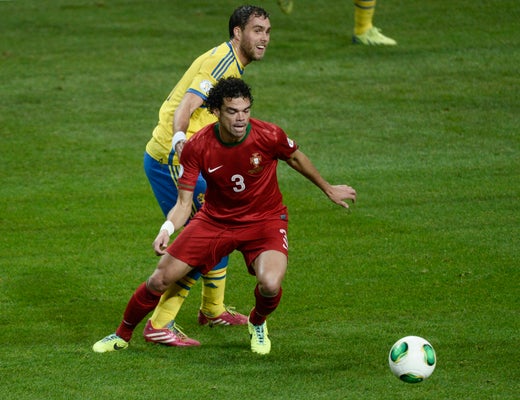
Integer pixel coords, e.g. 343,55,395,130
0,1,518,399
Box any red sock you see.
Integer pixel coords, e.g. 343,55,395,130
249,285,283,326
115,282,162,342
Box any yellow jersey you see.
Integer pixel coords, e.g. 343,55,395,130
145,41,245,165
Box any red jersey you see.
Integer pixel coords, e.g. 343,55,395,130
178,118,298,224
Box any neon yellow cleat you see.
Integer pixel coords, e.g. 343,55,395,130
248,321,271,355
353,27,397,46
92,333,129,353
277,0,293,15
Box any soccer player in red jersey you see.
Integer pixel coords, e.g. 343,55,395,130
143,5,272,346
93,77,356,354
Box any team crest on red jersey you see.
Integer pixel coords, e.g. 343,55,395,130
249,153,264,174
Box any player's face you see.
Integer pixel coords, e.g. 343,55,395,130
236,16,271,62
214,97,251,143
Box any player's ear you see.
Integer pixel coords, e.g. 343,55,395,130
233,26,241,40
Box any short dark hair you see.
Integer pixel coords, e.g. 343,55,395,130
206,77,253,113
228,5,270,38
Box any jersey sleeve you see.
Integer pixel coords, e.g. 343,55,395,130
273,125,298,160
186,71,216,101
177,140,201,192
187,43,242,101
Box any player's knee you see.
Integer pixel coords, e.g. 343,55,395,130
257,277,282,297
148,265,174,292
147,273,169,293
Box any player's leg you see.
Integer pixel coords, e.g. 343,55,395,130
248,250,287,355
144,272,202,346
242,221,289,354
142,156,202,343
352,0,396,45
149,272,198,328
198,255,248,326
92,253,193,353
143,156,202,327
144,279,201,347
249,249,287,324
353,0,376,37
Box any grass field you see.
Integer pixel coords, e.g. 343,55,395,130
1,1,519,399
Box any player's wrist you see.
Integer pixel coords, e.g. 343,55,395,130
172,131,186,150
160,220,175,236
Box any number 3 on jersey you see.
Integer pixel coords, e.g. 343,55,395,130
231,174,246,192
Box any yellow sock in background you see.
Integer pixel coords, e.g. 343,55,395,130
354,0,376,35
200,268,227,317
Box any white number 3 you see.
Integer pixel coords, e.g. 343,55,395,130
231,174,246,192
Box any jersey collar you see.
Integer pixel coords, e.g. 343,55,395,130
214,123,251,146
227,41,245,74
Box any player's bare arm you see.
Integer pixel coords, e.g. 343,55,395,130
172,92,205,156
286,149,356,209
153,188,194,255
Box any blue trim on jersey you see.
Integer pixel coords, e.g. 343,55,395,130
211,42,244,79
187,88,208,101
185,43,243,104
212,51,235,80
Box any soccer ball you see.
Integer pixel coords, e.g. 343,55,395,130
388,335,436,383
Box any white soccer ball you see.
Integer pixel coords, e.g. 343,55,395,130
388,335,436,383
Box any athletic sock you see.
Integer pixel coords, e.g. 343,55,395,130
149,274,196,328
249,285,283,326
115,282,162,342
200,263,228,317
354,0,376,35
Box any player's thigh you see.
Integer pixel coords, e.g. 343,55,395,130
240,219,289,274
251,250,287,294
168,217,234,274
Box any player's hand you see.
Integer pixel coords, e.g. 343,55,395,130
153,230,171,256
175,139,186,159
328,185,356,209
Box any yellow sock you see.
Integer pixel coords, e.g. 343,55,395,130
200,267,227,317
354,0,376,35
149,275,196,328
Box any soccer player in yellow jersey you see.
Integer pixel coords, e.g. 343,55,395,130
141,5,271,346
